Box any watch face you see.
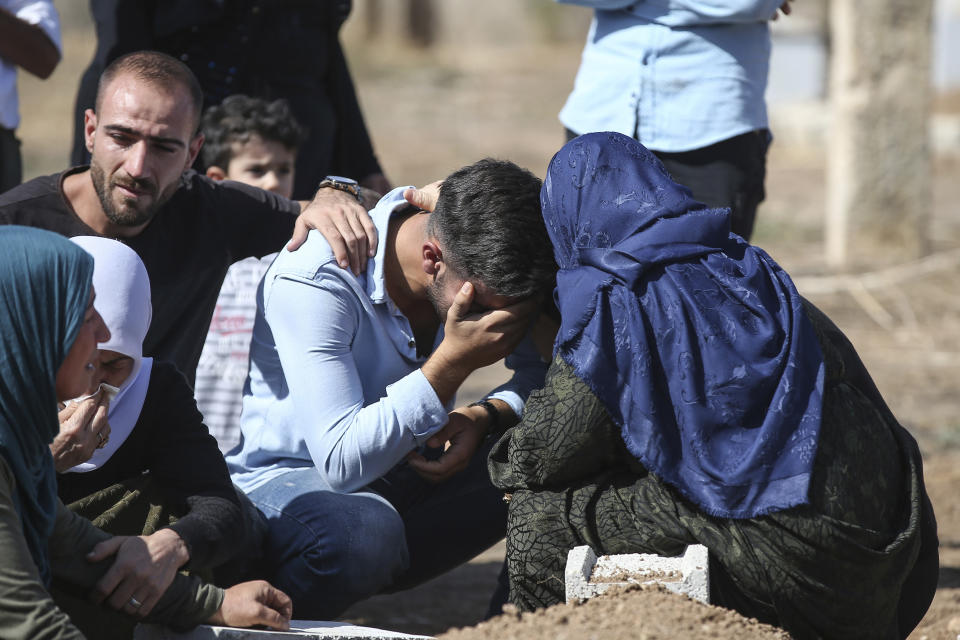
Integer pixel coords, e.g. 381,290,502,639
325,175,359,186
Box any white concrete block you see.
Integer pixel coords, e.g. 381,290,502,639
134,620,433,640
565,544,709,605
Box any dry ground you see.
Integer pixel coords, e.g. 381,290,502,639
15,3,960,637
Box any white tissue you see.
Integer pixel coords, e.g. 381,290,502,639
69,382,120,404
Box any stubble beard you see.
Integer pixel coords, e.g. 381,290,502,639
90,161,177,229
425,277,449,324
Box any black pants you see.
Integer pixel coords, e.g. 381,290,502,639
0,127,22,195
565,128,770,241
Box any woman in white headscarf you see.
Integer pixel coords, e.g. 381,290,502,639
50,237,263,639
50,235,153,474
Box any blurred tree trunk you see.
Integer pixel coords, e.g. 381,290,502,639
406,0,435,48
365,0,382,38
826,0,934,268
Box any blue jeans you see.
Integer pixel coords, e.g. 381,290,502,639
246,439,507,618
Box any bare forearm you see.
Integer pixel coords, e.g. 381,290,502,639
421,344,475,406
0,8,60,78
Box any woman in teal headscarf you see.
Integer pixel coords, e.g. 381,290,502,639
487,133,938,639
0,225,291,638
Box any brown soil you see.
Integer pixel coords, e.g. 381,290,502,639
16,3,960,639
590,566,681,584
437,586,790,640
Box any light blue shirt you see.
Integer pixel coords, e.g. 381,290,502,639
558,0,780,152
227,188,547,494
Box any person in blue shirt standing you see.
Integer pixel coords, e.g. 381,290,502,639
227,161,556,619
558,0,792,240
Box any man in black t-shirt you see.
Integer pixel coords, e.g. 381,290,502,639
0,50,374,386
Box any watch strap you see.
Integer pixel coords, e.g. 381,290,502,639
318,177,363,203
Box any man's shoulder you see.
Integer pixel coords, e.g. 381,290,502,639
171,171,297,212
267,230,341,279
0,172,61,209
162,171,298,239
264,233,371,310
163,170,218,207
0,172,85,234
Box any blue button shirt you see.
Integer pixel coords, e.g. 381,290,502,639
227,188,547,494
558,0,781,152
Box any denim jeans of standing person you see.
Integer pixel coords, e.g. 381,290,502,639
246,438,507,619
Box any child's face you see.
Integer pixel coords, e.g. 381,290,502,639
226,134,296,199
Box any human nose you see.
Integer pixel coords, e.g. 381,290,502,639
123,141,150,178
262,171,280,194
94,309,111,344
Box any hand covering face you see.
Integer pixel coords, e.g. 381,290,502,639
66,236,154,472
0,226,94,584
542,132,825,518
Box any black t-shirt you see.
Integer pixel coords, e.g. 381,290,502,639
0,168,298,385
55,361,242,569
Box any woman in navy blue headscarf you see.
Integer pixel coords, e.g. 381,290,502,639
488,133,938,639
0,226,292,638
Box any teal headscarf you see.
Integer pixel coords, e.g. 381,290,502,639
0,226,94,585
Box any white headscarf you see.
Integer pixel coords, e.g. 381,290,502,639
65,236,154,472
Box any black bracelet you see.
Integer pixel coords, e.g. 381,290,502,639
470,399,501,435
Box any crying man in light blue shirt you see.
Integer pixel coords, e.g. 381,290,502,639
227,160,556,619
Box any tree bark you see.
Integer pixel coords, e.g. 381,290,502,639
826,0,934,268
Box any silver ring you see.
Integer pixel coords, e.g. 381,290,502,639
129,597,142,609
97,432,105,445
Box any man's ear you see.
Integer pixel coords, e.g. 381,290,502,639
83,109,97,154
205,165,227,182
185,133,205,171
421,240,443,276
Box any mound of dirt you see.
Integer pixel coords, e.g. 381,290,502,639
437,585,790,640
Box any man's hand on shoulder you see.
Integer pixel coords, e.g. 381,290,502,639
288,186,378,275
86,528,190,617
291,178,440,274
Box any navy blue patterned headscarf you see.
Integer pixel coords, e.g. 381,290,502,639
0,226,94,585
542,132,824,518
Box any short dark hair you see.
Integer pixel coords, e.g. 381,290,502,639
429,158,556,299
97,51,204,134
200,94,306,169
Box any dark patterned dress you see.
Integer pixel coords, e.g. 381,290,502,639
489,301,938,639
